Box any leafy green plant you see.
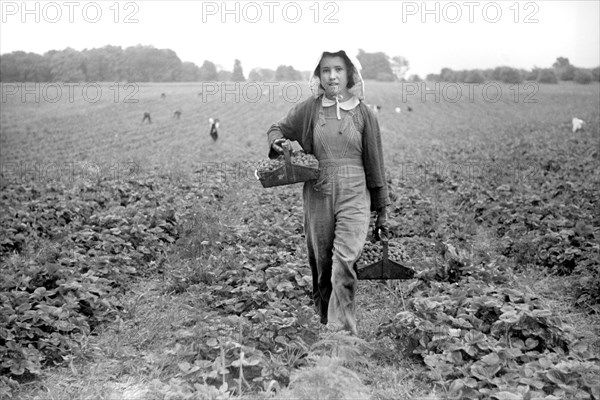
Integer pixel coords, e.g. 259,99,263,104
378,280,600,399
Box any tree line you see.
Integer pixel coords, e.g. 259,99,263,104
425,57,600,85
0,45,307,83
1,45,598,85
0,46,413,83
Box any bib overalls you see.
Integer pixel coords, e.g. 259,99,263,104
303,102,371,335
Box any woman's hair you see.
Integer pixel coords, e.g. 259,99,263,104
314,50,357,89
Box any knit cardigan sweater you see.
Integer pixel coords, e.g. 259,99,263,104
266,95,390,212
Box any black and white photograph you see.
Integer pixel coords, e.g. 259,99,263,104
1,1,599,398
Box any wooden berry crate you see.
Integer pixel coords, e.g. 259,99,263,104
356,238,415,280
257,146,319,188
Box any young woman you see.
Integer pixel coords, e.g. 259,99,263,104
266,50,389,335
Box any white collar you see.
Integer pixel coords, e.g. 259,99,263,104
321,95,359,110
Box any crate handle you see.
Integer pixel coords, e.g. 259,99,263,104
282,141,292,165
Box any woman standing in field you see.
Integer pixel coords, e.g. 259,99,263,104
266,50,389,335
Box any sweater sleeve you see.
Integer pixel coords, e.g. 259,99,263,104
266,101,304,159
361,104,390,211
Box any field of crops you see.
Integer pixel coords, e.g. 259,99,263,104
1,80,599,399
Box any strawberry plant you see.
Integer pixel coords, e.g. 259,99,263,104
378,279,600,399
0,175,208,384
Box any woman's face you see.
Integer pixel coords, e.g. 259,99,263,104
319,55,349,98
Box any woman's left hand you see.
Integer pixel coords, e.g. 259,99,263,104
375,207,388,240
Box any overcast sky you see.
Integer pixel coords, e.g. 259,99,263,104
1,0,599,77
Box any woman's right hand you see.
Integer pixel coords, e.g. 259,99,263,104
271,138,287,154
